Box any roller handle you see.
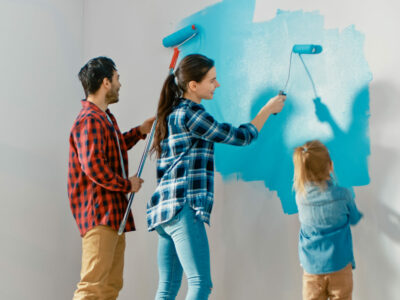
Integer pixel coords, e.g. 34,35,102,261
273,90,287,115
118,120,157,235
169,47,180,72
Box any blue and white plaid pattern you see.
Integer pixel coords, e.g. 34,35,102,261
147,99,258,231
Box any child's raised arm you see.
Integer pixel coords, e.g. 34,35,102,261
346,188,363,225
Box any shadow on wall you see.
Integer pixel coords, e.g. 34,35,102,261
178,0,371,215
354,146,400,300
313,86,370,187
353,80,400,300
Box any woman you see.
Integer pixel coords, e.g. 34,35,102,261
148,54,286,299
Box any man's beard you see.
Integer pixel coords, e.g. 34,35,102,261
106,88,119,104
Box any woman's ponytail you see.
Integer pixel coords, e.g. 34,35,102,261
151,54,215,158
151,73,181,157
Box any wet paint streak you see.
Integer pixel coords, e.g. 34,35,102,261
178,0,371,214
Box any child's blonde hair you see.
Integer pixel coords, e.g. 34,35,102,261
293,140,332,195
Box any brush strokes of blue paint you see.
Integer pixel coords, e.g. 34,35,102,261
177,0,371,214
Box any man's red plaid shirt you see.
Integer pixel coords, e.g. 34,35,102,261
68,100,146,236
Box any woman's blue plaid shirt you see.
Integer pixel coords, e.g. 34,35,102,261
147,99,258,231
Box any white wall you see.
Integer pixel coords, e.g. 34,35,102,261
1,0,399,299
0,0,83,299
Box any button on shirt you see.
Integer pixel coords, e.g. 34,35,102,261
147,99,259,231
296,180,363,274
68,100,146,236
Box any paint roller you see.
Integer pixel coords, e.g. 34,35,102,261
163,24,198,74
292,44,322,55
118,25,199,235
279,44,323,98
162,24,198,48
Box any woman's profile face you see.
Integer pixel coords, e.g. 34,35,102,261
194,67,220,100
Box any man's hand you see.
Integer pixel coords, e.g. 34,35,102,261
129,176,144,193
139,116,156,135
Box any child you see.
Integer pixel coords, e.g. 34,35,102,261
293,140,363,300
148,54,286,299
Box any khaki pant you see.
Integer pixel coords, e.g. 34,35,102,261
303,263,353,300
73,225,126,300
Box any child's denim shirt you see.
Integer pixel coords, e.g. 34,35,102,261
296,180,363,274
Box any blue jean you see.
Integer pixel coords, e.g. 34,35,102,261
155,203,213,300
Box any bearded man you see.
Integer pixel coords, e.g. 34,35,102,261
68,56,155,299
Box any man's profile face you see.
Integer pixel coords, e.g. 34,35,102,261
105,70,121,105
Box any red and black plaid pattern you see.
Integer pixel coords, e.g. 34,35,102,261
68,100,146,236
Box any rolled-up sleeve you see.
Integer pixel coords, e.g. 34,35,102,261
184,103,258,145
123,126,146,150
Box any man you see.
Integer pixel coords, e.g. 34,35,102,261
68,56,155,299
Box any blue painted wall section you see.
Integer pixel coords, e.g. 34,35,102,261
178,0,372,214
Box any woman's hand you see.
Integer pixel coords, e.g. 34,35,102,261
264,94,286,114
251,94,286,131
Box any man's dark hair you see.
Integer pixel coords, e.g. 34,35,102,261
78,56,116,97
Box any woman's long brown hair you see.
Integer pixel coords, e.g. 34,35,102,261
151,54,214,157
